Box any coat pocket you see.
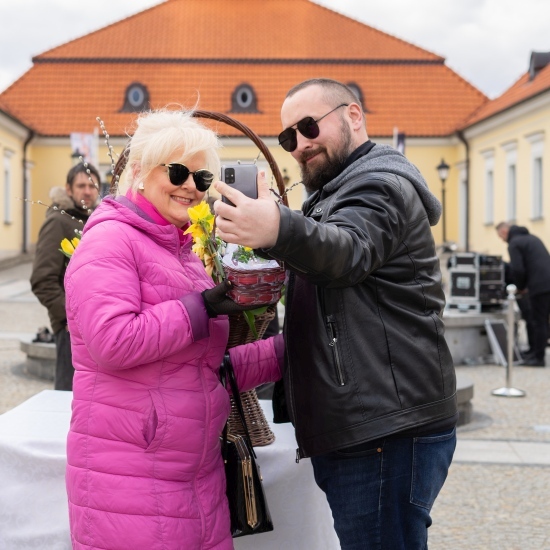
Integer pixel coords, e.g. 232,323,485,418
326,314,346,386
143,389,167,453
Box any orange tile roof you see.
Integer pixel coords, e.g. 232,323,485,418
0,0,486,139
0,62,486,138
36,0,442,63
464,64,550,127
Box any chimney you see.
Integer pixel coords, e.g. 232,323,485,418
529,51,550,80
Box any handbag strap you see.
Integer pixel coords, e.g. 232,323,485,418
221,353,257,459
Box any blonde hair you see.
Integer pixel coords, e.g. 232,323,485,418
121,108,221,194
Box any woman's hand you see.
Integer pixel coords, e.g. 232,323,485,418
202,280,259,317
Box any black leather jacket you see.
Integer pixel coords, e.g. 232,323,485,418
507,225,550,296
266,148,457,459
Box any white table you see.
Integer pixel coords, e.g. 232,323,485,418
0,390,339,550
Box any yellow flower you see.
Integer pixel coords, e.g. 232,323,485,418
71,237,80,249
60,238,76,256
243,246,252,252
184,222,205,240
192,241,205,260
186,200,223,283
188,201,214,231
204,253,214,277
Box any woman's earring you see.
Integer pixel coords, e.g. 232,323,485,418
138,182,144,190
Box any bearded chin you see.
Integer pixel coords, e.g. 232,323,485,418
301,156,345,193
299,125,353,193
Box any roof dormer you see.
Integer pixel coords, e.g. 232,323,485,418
529,51,550,80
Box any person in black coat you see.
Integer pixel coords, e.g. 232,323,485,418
497,222,550,366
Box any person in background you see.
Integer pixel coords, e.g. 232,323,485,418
64,108,282,550
30,162,101,390
214,78,457,549
496,221,550,366
503,260,535,357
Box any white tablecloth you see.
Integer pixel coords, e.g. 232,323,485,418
0,390,339,550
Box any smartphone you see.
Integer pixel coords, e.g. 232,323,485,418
220,163,258,206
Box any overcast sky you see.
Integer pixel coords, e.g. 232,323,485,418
1,0,549,99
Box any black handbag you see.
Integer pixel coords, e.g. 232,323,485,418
221,354,274,538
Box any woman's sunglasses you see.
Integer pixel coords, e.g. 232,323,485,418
160,163,214,192
278,103,349,152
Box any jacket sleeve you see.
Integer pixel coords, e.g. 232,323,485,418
228,333,283,392
65,224,207,370
265,174,408,288
30,214,69,329
508,242,527,290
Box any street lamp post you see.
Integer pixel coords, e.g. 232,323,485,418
71,148,83,166
436,158,450,244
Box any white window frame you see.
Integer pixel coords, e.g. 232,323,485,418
3,150,14,225
482,150,495,225
526,132,544,220
502,142,518,222
456,161,467,250
532,156,543,219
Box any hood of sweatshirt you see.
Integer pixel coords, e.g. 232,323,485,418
323,144,442,226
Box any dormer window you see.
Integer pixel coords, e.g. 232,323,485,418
346,82,368,112
121,83,149,112
230,84,259,113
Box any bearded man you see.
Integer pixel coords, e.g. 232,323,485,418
214,78,457,549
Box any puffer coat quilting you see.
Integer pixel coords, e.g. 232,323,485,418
64,197,281,550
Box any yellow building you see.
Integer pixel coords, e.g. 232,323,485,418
0,0,488,256
0,106,32,255
462,51,550,260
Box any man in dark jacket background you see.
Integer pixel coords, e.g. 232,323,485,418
497,222,550,366
31,162,100,390
214,78,457,549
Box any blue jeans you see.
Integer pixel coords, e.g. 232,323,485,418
311,428,456,550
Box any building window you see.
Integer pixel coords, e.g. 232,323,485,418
346,82,367,111
527,133,544,220
3,151,14,224
502,142,517,222
532,156,543,219
483,151,494,225
120,82,150,112
230,84,259,113
507,163,517,221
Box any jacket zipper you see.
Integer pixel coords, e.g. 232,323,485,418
194,359,210,546
285,274,303,463
327,315,345,386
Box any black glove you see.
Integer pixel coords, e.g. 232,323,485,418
202,280,257,317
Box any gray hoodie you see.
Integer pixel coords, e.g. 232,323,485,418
324,144,442,226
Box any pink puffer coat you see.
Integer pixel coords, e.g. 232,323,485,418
64,196,282,550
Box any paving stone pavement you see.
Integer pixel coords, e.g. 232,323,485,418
1,260,550,549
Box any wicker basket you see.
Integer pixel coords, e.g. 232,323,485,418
225,264,285,306
111,109,286,448
226,304,278,446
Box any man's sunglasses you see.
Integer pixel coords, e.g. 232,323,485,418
160,163,214,192
278,103,349,152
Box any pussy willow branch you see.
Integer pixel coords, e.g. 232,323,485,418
96,116,120,195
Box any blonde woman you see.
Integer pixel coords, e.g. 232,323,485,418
64,109,283,549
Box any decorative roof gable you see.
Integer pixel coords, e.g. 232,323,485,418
35,0,442,63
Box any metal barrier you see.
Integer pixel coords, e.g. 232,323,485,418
491,285,526,398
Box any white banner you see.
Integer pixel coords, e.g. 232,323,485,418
70,131,99,169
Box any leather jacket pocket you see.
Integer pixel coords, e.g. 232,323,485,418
143,389,166,453
326,314,346,386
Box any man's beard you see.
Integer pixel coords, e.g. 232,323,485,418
299,123,353,193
